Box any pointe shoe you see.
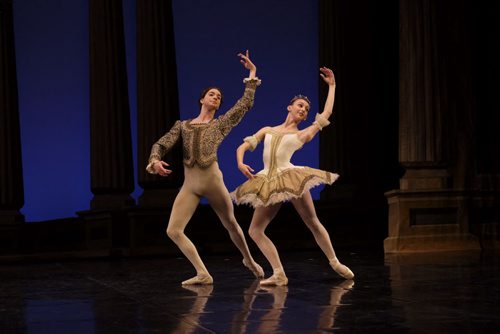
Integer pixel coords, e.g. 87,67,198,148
243,259,265,278
329,259,354,280
259,270,288,286
181,274,213,285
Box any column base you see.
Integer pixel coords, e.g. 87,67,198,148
77,208,132,255
384,234,480,253
0,210,25,224
384,188,486,253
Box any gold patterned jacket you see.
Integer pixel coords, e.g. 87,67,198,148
147,79,260,172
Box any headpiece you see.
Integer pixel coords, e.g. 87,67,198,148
289,94,311,106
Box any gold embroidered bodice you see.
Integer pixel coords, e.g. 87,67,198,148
147,80,259,171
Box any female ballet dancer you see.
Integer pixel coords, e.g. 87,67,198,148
231,67,354,286
147,51,263,285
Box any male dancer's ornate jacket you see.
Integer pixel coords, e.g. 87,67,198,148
147,78,260,172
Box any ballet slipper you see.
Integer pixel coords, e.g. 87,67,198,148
181,274,213,285
329,258,354,280
242,259,264,278
259,269,288,286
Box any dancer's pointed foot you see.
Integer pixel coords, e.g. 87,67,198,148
181,274,213,285
242,259,264,278
260,268,288,286
329,258,354,280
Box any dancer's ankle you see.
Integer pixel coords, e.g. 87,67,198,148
260,268,288,286
196,271,210,278
182,274,213,285
273,267,285,275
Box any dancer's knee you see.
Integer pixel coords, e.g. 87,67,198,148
166,226,184,241
248,225,265,241
223,220,240,234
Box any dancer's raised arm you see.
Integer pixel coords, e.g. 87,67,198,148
217,50,261,136
298,67,336,143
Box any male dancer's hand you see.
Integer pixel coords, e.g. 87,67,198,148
153,160,172,177
238,50,256,79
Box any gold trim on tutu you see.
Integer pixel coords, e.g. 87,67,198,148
230,167,339,208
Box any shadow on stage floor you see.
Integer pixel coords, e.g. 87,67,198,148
1,248,499,333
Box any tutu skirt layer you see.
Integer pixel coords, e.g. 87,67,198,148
230,167,339,208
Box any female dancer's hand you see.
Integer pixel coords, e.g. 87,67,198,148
238,50,256,78
238,163,255,179
320,67,336,86
153,160,172,177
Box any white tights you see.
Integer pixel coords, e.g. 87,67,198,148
166,163,261,283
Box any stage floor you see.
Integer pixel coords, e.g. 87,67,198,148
1,248,499,333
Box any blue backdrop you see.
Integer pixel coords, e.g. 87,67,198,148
14,0,319,221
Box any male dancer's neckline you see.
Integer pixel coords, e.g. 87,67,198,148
187,118,214,126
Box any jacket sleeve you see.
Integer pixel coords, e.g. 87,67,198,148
217,78,261,137
146,120,182,174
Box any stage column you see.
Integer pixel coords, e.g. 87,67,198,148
0,0,24,224
88,0,134,209
127,0,183,255
384,0,480,253
78,0,135,255
136,0,182,207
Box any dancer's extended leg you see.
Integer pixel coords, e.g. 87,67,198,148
206,185,264,278
167,186,213,285
291,191,354,279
